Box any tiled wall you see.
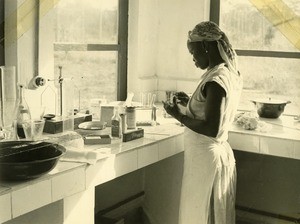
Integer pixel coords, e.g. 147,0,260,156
136,76,199,103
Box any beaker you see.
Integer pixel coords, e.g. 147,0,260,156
0,66,17,139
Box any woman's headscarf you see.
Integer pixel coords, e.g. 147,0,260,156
188,21,239,76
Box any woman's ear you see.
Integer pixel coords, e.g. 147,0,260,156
202,41,209,53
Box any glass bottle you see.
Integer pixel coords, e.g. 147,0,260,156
111,106,122,138
14,85,31,139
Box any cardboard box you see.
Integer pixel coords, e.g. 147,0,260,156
83,134,112,145
122,128,144,142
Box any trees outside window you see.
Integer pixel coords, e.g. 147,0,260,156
212,0,300,115
52,0,127,111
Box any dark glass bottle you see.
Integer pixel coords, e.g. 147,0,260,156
111,107,122,138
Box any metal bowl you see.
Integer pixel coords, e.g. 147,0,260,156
0,141,66,181
251,98,291,119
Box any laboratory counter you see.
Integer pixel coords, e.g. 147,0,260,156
1,115,299,223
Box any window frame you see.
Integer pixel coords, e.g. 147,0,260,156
210,0,300,59
0,0,4,66
53,0,128,101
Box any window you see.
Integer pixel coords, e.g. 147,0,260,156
211,0,300,115
51,0,128,111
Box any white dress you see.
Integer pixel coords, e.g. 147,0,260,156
179,63,243,224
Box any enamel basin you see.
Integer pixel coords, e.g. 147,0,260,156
0,141,66,181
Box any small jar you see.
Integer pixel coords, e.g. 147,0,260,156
126,107,136,129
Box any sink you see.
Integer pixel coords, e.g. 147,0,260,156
0,141,66,181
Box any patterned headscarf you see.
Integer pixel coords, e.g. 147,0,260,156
188,21,239,75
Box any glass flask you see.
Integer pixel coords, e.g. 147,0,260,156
14,85,31,139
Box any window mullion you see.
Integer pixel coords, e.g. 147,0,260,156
236,49,300,59
54,43,120,51
210,0,220,24
117,0,128,101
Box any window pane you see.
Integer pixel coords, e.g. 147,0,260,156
220,0,300,52
238,56,300,115
54,51,118,111
283,0,300,16
50,0,120,114
55,0,118,44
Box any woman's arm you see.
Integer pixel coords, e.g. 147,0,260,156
164,81,226,137
183,81,226,137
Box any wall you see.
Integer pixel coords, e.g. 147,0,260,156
128,0,210,102
4,201,64,224
94,169,145,214
4,0,43,115
127,0,158,100
143,153,184,224
38,3,55,82
5,0,38,85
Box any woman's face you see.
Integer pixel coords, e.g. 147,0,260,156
187,41,209,70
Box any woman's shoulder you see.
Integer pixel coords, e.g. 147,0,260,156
212,63,230,74
204,63,229,81
204,63,239,94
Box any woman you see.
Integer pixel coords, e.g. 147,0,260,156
163,21,243,223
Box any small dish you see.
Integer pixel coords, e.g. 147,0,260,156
43,114,55,120
78,121,107,130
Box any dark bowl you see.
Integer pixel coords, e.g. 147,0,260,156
251,99,291,119
0,141,66,181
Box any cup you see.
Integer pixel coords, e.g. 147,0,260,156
165,91,176,104
22,120,45,140
1,126,15,140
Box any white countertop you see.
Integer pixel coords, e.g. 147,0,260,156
0,123,185,223
228,115,300,160
0,114,299,223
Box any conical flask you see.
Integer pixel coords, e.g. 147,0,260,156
14,85,31,139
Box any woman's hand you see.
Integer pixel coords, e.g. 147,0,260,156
174,92,190,107
162,99,182,119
